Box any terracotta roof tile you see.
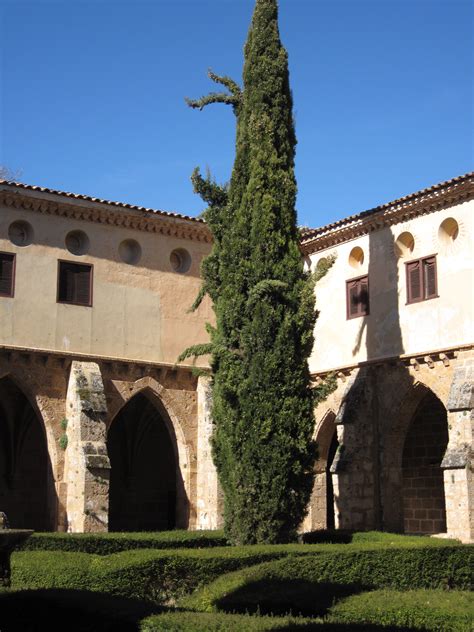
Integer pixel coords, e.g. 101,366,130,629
300,172,474,243
0,179,204,224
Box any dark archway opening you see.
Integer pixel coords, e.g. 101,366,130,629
326,430,339,529
107,393,177,531
402,390,448,534
0,377,52,530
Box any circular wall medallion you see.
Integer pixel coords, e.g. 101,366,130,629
65,230,90,256
119,239,142,265
170,248,191,273
8,220,34,247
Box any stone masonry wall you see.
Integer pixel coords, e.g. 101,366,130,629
311,349,473,542
401,392,448,534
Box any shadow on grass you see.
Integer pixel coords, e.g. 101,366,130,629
0,588,162,632
215,579,367,617
300,530,354,545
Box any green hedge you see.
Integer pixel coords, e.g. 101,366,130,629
1,588,470,632
12,545,313,604
182,545,473,615
21,530,228,554
328,589,474,632
22,530,456,555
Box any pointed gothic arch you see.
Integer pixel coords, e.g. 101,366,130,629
305,410,339,531
107,381,189,531
401,389,448,534
0,375,55,530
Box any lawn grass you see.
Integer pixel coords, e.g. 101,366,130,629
141,610,415,631
328,589,474,631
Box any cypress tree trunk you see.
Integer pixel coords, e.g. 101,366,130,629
183,0,332,544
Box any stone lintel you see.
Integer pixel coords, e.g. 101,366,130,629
441,447,470,470
446,367,474,411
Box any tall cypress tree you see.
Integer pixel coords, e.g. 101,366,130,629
181,0,333,544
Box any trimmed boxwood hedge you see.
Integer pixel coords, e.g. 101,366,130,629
12,545,312,604
21,530,457,555
21,530,228,554
328,589,474,632
12,538,471,609
182,545,473,614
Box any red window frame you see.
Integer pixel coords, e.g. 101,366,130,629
405,255,438,304
57,260,93,307
0,252,16,298
346,274,369,320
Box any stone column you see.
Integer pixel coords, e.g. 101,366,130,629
302,466,328,532
332,368,378,530
195,376,223,530
441,351,474,543
64,361,110,533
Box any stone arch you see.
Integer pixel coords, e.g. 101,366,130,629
0,373,56,529
304,409,339,531
401,389,448,534
386,380,432,470
107,377,190,530
382,379,448,534
0,370,60,479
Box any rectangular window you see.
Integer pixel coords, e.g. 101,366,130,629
0,252,15,297
346,275,369,319
406,256,438,304
57,261,93,306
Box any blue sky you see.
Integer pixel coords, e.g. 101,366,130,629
0,0,472,228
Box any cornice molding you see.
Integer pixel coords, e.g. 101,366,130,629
0,189,212,244
301,174,474,255
0,343,209,378
310,342,474,382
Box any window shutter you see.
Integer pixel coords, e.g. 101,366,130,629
407,261,421,303
359,277,369,315
423,257,437,299
58,262,92,306
0,254,14,296
74,268,91,305
348,282,359,317
347,276,369,319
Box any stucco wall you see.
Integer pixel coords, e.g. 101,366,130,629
309,199,473,373
0,202,212,365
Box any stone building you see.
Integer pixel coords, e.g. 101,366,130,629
302,172,473,543
0,173,472,541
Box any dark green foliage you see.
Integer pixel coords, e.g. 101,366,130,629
21,530,228,555
9,537,470,631
181,545,473,613
185,0,337,545
3,589,469,632
16,536,463,604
